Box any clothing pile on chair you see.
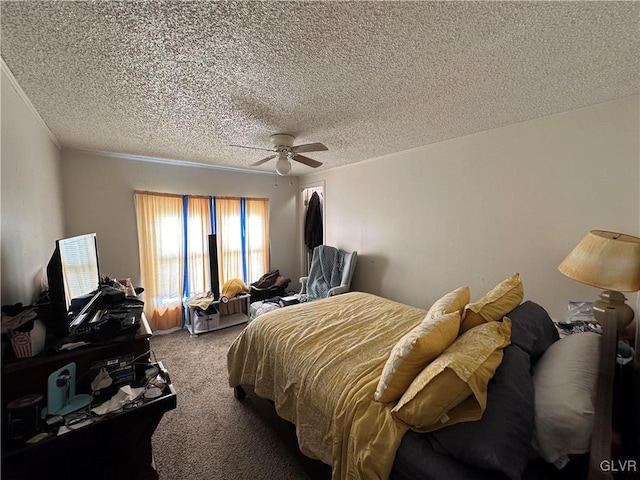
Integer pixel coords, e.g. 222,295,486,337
302,245,345,301
250,246,353,319
250,270,291,302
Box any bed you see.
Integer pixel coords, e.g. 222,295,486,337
227,275,631,480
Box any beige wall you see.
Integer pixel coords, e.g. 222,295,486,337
60,150,299,291
1,65,65,306
301,96,640,320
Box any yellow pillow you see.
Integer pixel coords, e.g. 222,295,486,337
374,286,470,403
391,318,511,432
459,273,523,335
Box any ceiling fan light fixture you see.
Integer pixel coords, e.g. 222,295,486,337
275,156,291,176
234,134,326,172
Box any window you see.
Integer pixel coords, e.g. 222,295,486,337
59,233,100,305
186,196,212,297
215,197,244,285
135,192,269,331
245,197,270,283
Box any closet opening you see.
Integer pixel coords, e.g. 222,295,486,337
300,182,325,277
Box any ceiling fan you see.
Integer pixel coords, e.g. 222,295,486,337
230,134,327,175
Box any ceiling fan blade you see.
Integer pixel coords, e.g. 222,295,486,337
250,154,277,166
291,154,322,168
291,142,328,154
230,144,275,152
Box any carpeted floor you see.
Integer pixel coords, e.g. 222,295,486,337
149,325,310,479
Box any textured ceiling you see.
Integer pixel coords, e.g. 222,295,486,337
1,1,638,176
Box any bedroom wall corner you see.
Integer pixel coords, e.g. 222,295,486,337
1,63,65,306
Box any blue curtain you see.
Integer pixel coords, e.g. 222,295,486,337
182,196,190,298
210,196,216,234
240,198,248,283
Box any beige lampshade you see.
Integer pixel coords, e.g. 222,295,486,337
558,230,640,292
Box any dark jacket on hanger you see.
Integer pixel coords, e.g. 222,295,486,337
305,191,323,252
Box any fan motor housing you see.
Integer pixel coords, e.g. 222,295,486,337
270,134,294,148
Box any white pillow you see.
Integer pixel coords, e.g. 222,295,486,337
532,332,600,468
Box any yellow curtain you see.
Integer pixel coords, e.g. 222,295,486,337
186,196,212,296
135,193,269,329
135,192,184,331
245,198,270,283
215,197,243,286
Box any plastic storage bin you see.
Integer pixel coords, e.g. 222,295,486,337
183,293,250,335
186,306,220,335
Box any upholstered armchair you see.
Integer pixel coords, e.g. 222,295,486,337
249,247,358,320
299,249,358,297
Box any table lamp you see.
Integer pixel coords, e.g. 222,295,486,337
558,230,640,331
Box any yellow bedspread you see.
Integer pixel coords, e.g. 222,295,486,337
227,291,427,479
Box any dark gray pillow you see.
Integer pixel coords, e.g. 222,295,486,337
392,430,499,480
506,301,559,359
426,345,535,480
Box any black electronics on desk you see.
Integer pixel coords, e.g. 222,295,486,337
46,233,101,338
44,232,143,344
67,291,142,343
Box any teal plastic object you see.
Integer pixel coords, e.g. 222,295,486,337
47,362,91,416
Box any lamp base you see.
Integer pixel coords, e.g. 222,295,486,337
592,290,634,332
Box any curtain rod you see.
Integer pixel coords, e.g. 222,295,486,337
134,190,267,201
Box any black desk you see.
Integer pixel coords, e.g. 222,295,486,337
1,362,176,480
2,315,153,406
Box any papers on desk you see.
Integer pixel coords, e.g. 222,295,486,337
56,385,149,436
59,341,91,351
91,385,145,416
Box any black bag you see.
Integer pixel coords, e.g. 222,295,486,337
252,270,280,289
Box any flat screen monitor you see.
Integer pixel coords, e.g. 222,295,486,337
46,233,101,336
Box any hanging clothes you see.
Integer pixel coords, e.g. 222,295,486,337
304,191,323,252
